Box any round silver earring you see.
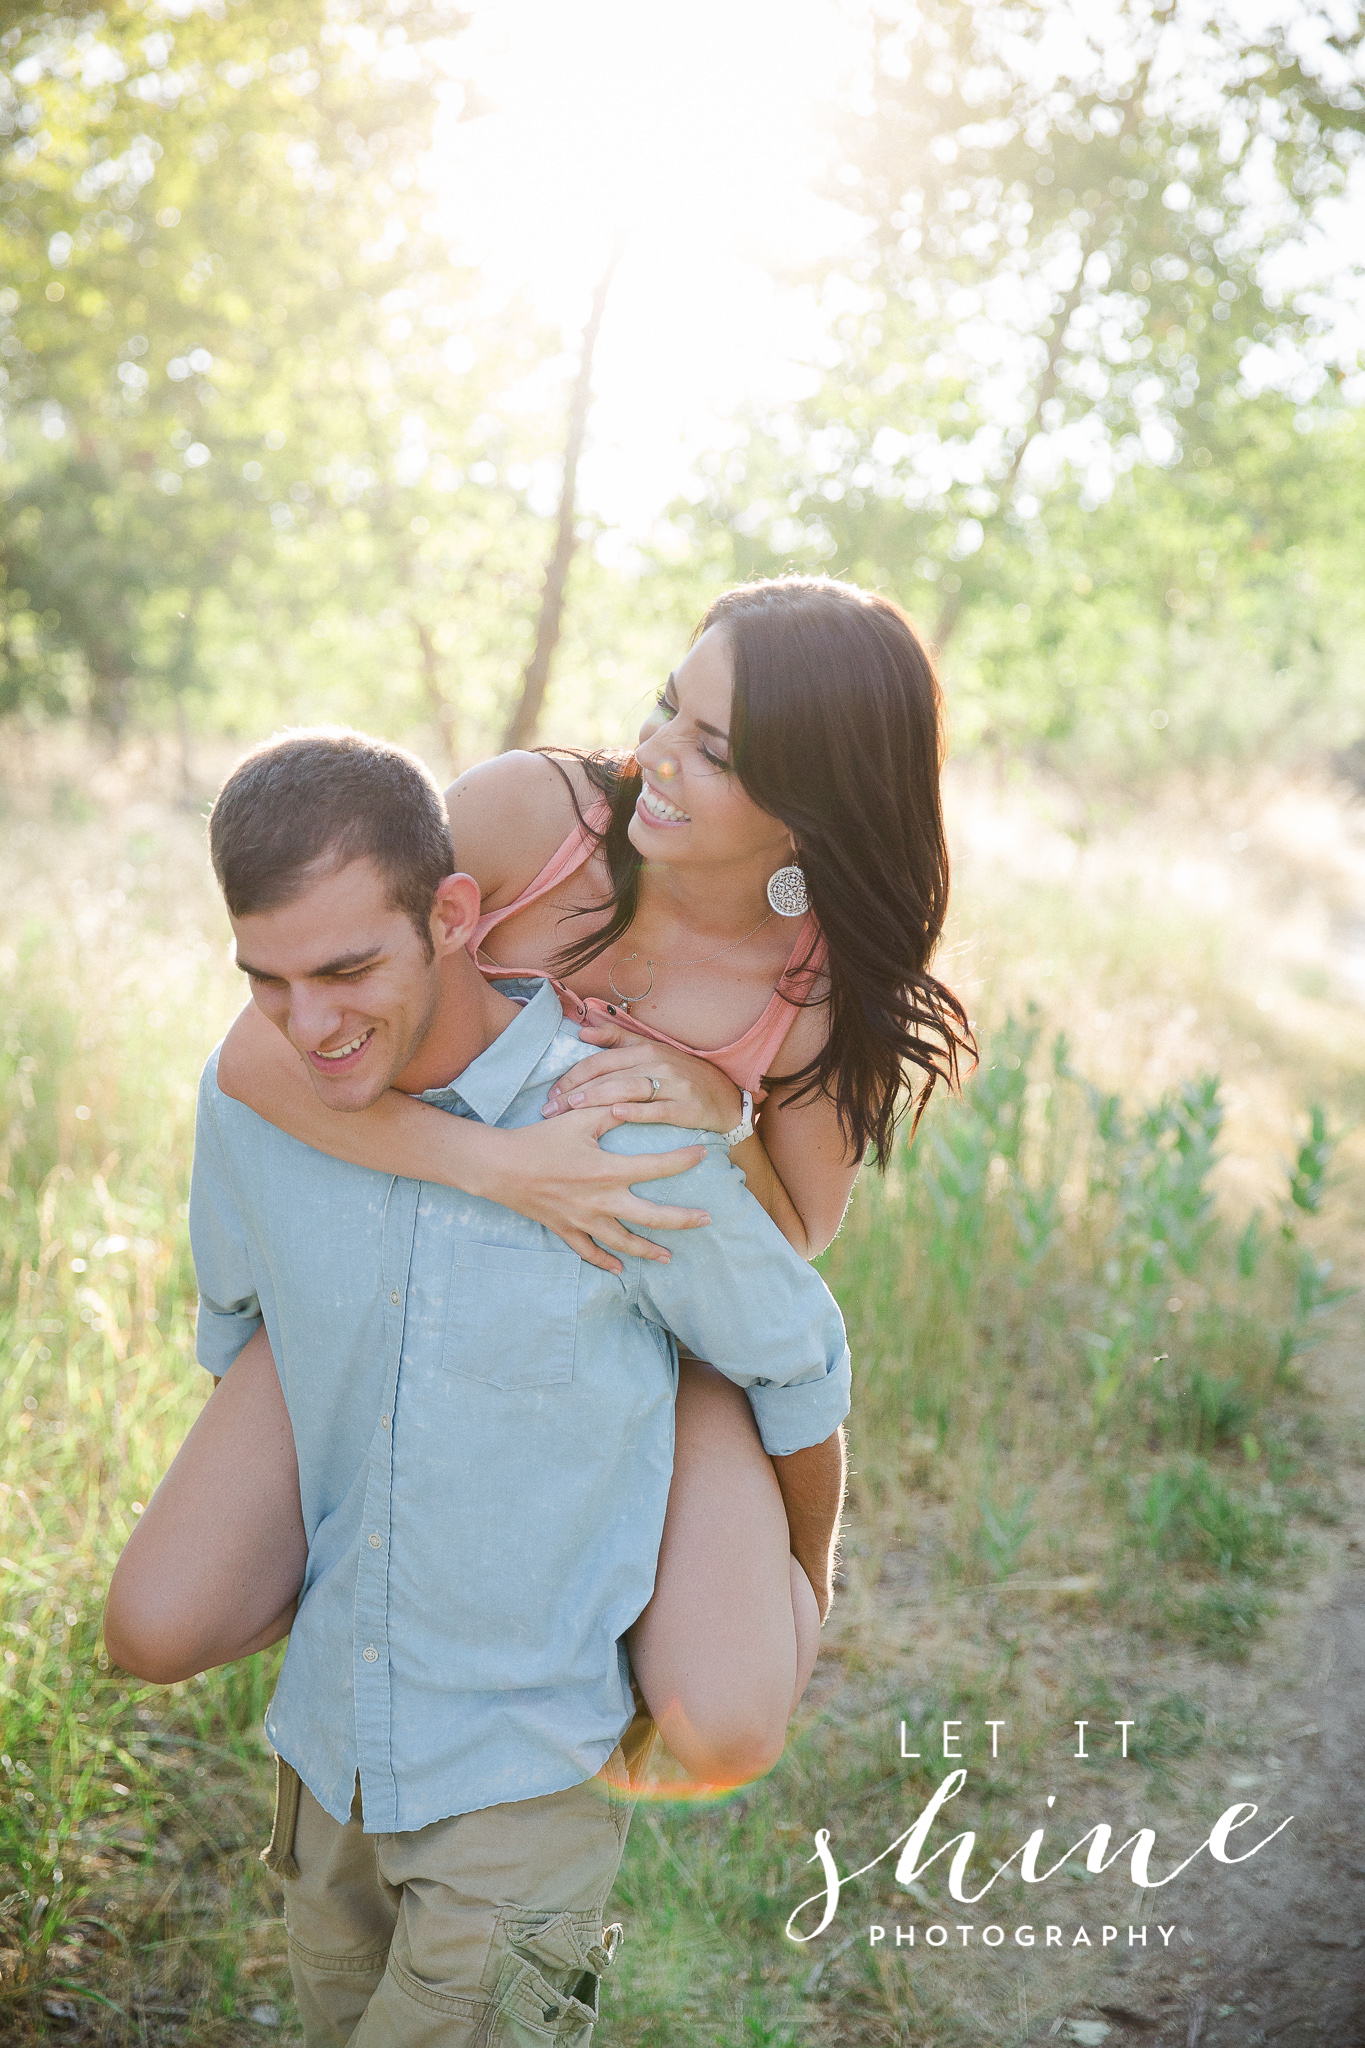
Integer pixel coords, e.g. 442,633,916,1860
766,863,810,917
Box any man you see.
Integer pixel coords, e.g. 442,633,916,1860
174,729,849,2046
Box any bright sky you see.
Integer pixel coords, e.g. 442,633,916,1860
424,0,1362,537
428,0,867,536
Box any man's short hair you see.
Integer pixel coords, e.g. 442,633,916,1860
209,728,455,953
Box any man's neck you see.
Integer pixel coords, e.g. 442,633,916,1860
392,953,522,1096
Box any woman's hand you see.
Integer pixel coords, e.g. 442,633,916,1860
542,1019,744,1136
479,1109,711,1273
218,997,711,1279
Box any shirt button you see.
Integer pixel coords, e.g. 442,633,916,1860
368,1532,382,1549
380,1415,389,1429
362,1645,378,1663
389,1289,400,1305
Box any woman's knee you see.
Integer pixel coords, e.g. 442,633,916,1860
659,1702,788,1788
649,1654,795,1786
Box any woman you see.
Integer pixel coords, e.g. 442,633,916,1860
105,575,971,1785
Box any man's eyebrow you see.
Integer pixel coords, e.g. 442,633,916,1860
235,946,383,980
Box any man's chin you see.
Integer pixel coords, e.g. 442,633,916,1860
304,1047,395,1113
309,1073,388,1105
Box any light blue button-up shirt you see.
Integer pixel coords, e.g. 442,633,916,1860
190,977,851,1832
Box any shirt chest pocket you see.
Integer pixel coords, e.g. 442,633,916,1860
441,1240,580,1390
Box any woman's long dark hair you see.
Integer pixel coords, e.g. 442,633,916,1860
544,575,975,1167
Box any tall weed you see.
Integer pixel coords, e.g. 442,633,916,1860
822,1012,1342,1635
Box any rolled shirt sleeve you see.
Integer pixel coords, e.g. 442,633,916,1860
189,1057,264,1378
744,1349,852,1458
603,1125,852,1456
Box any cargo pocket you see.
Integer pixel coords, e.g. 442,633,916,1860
442,1241,579,1390
481,1915,621,2045
260,1753,302,1880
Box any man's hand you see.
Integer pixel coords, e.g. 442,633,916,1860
771,1427,846,1622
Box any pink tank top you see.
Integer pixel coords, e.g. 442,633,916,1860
469,796,826,1097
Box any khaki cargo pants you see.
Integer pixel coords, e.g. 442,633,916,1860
263,1712,654,2048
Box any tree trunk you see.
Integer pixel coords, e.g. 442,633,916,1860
86,659,130,746
171,594,201,803
414,615,460,774
174,691,195,806
500,247,621,753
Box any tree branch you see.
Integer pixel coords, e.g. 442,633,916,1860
933,198,1114,652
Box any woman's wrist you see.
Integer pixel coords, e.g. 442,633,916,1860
695,1076,743,1134
441,1112,509,1203
719,1089,754,1146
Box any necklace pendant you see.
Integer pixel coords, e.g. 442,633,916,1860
607,951,655,1010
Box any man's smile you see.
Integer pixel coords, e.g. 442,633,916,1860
309,1028,376,1070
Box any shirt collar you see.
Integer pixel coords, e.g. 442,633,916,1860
417,975,564,1126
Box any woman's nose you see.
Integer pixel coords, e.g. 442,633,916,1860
636,731,680,781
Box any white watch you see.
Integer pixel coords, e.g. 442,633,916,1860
721,1089,755,1147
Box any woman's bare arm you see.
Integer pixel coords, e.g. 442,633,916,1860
216,1002,709,1272
444,747,586,907
214,748,711,1272
729,1101,856,1258
742,1002,862,1257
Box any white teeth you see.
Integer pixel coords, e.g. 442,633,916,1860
641,783,689,823
317,1030,372,1061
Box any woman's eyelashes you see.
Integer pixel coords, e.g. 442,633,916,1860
653,690,731,771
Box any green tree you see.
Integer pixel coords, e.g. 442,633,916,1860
672,0,1363,759
0,0,572,754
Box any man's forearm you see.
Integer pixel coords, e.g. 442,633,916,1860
771,1426,846,1622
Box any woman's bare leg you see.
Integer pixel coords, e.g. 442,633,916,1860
627,1359,821,1787
103,1327,306,1683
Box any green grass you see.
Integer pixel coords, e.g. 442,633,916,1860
0,767,1357,2044
0,810,296,2040
815,1013,1334,1633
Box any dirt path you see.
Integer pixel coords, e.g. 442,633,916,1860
1055,1479,1365,2048
940,766,1365,2047
1148,1556,1365,2045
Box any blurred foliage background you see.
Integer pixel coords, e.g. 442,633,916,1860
0,0,1361,774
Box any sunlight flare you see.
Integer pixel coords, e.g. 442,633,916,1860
429,0,864,526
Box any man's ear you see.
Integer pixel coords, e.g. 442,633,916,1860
428,872,481,956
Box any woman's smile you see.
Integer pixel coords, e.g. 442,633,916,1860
637,779,692,827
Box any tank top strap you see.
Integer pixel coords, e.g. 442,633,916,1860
720,921,827,1095
468,792,612,957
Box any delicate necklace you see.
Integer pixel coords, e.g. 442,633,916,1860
607,910,776,1010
